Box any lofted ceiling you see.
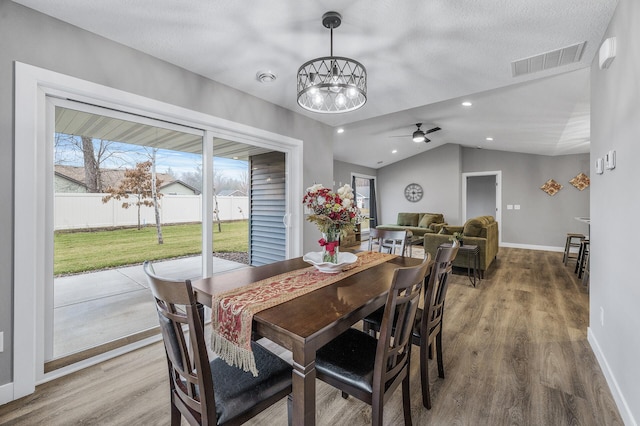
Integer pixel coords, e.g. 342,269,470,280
14,0,618,168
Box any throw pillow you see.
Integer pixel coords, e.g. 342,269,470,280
463,219,483,237
397,213,419,226
418,213,438,228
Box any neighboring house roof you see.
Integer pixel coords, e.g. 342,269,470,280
217,189,247,197
159,179,201,195
54,165,180,192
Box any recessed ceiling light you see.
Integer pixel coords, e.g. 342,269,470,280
256,70,277,83
392,149,397,154
462,101,472,107
337,128,344,134
232,156,239,160
377,161,383,164
486,137,494,141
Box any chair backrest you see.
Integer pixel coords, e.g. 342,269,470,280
422,243,459,339
373,255,431,396
368,228,408,256
143,261,216,425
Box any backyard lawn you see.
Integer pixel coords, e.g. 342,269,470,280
54,221,248,275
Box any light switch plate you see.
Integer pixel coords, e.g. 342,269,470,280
595,158,604,174
507,205,513,210
514,205,521,210
605,150,616,170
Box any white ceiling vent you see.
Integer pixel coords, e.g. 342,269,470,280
511,42,586,77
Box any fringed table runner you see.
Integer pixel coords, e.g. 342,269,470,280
211,251,396,376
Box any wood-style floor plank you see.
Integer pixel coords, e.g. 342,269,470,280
0,248,623,425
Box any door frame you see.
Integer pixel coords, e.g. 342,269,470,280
13,62,303,400
351,173,377,234
461,170,502,244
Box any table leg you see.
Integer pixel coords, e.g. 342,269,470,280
292,344,316,426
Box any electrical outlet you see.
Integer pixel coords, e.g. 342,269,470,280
600,307,604,327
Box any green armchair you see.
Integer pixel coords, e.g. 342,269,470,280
423,215,499,274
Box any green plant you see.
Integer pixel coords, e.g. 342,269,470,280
449,232,463,243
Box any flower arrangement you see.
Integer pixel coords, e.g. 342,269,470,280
303,183,360,263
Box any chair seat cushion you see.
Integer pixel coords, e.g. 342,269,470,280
212,341,291,424
316,328,378,394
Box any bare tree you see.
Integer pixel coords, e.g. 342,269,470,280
55,133,126,193
149,148,164,244
101,161,163,233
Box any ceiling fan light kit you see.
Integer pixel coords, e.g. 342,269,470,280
297,11,367,113
410,123,440,143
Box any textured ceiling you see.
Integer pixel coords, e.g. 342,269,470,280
13,0,618,168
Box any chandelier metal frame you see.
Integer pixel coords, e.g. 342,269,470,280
297,12,367,113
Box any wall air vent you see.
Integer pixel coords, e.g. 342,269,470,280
511,42,586,77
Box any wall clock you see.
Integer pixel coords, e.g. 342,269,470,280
404,183,423,202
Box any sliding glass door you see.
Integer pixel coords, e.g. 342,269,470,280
49,100,204,368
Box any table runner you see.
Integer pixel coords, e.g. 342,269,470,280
211,251,396,376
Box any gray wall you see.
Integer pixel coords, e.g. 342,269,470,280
377,144,462,226
462,148,590,247
333,160,377,191
0,2,333,385
590,0,640,421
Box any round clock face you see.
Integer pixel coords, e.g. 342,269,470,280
404,183,423,202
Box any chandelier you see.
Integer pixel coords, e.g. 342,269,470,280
297,11,367,113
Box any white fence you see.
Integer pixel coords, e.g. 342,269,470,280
54,193,248,230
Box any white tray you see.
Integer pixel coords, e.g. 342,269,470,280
302,251,358,273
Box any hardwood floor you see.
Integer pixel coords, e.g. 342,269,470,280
0,248,623,425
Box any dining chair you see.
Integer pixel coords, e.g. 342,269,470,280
367,228,408,256
360,242,459,409
314,257,431,426
143,261,292,426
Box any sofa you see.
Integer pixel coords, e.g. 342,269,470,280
376,212,447,237
423,215,499,274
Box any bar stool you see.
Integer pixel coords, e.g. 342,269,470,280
563,233,585,265
575,239,590,278
581,250,590,290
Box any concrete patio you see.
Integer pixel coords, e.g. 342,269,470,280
53,255,249,358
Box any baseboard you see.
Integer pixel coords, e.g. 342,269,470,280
0,382,14,405
499,242,564,252
588,328,637,426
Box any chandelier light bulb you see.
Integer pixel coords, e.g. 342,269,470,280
335,93,347,107
346,86,358,99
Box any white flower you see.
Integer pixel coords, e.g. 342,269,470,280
337,184,354,199
307,183,324,193
342,198,352,208
317,195,326,205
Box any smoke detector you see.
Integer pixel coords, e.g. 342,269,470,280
256,71,277,83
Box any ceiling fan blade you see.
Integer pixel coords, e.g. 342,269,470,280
424,126,441,134
389,134,412,138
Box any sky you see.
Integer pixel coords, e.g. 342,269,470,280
54,135,248,181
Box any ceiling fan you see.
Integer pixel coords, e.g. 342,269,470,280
390,123,441,143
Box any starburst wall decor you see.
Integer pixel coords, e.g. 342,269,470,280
540,179,563,196
569,173,590,191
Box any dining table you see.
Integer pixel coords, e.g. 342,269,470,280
191,253,423,426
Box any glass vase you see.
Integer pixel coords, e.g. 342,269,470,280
321,227,341,264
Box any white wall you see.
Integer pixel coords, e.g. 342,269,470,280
590,0,640,422
54,194,248,230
